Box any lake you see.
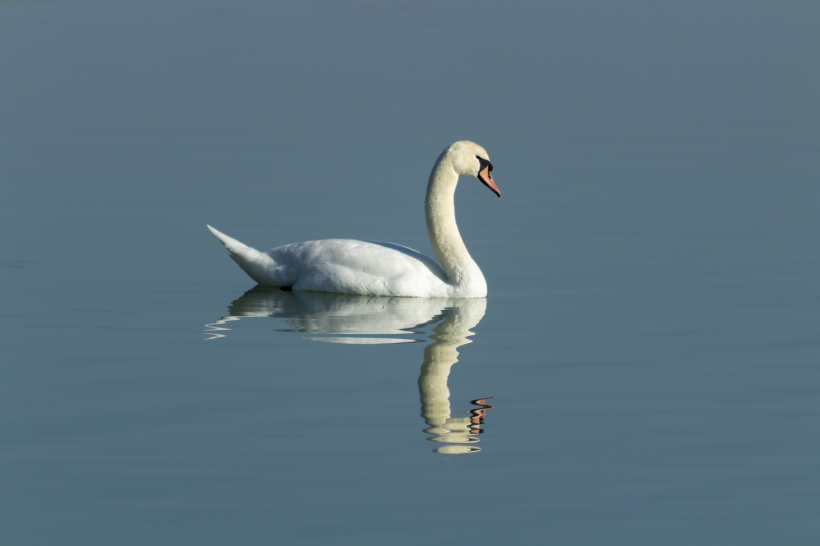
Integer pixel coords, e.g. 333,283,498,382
2,1,819,544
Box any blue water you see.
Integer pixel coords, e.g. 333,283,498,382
2,1,819,544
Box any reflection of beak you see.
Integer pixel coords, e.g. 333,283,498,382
478,166,500,197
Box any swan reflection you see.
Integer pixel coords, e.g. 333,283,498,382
206,286,493,454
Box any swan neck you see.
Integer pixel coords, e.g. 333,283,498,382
425,154,485,292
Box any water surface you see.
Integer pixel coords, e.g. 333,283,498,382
2,1,819,544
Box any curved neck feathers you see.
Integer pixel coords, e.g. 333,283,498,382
425,153,486,293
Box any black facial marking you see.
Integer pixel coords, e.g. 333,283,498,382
477,156,493,172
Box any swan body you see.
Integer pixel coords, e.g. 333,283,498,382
208,141,500,298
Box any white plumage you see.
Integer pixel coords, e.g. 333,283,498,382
208,141,500,298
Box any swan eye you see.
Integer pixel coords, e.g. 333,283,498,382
477,156,493,172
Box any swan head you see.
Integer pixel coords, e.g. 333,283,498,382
447,141,500,197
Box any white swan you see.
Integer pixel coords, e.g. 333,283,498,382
208,140,500,298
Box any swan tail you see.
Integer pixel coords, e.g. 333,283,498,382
207,225,294,286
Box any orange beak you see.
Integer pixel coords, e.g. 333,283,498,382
478,165,500,197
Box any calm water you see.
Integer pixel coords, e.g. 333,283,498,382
2,1,819,544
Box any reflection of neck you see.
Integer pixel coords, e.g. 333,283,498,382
418,327,469,427
417,300,487,452
425,154,485,294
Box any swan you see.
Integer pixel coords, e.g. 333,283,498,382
208,140,500,298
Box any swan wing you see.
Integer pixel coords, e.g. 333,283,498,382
268,239,449,297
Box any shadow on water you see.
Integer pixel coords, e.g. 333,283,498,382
206,286,494,454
